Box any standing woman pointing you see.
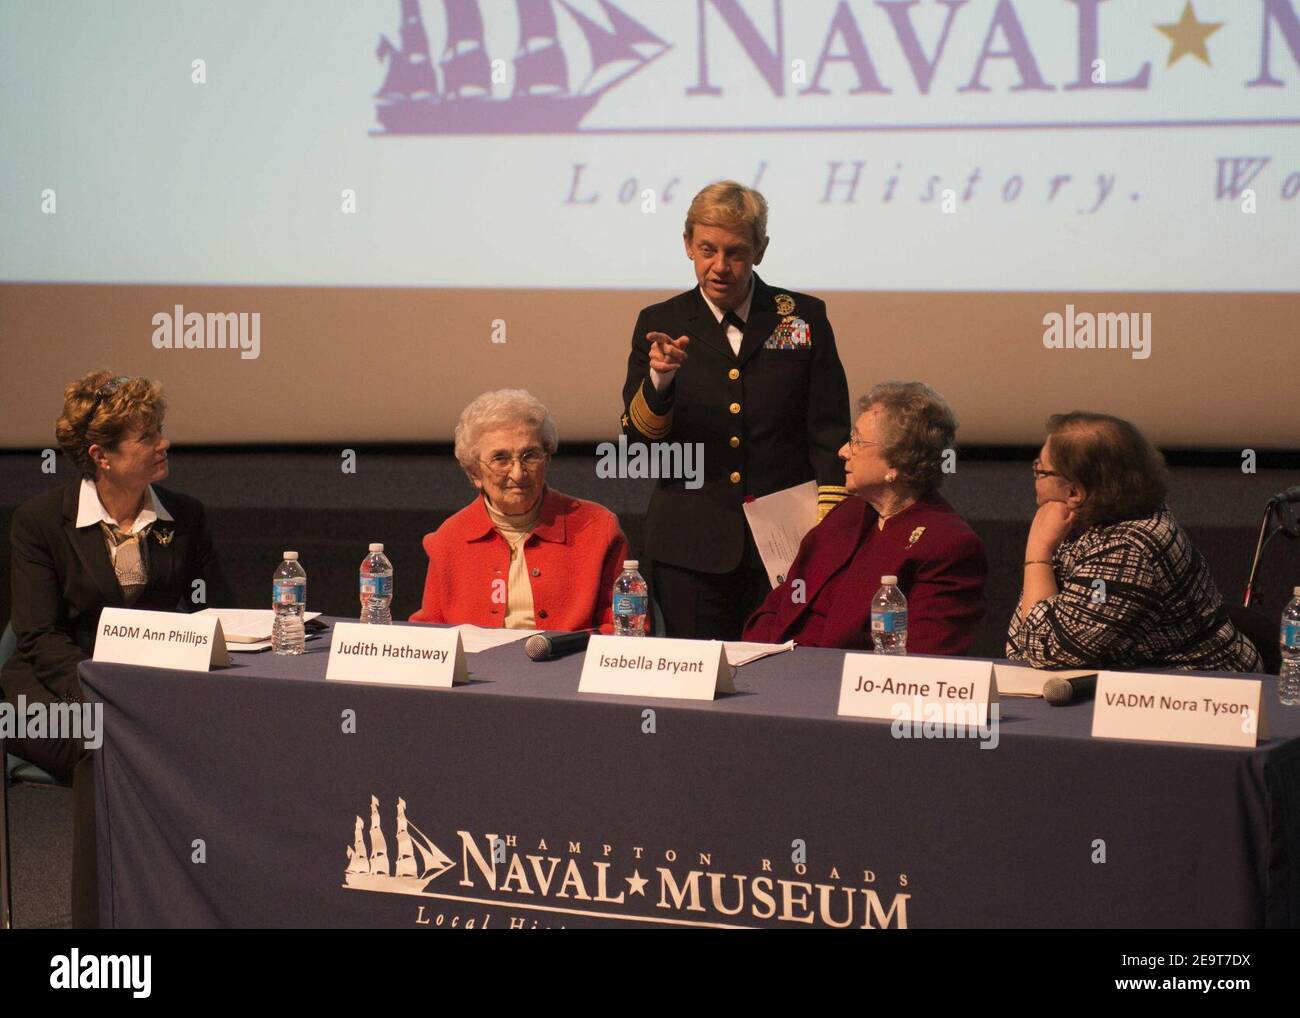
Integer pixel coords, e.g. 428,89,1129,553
620,181,850,639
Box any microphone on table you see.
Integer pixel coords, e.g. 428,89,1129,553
525,630,594,661
1043,673,1098,706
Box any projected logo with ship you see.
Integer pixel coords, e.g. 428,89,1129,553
375,0,669,134
344,795,455,894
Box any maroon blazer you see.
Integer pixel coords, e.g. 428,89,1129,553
743,491,987,654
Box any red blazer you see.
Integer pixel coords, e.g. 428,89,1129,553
410,489,628,633
743,492,987,654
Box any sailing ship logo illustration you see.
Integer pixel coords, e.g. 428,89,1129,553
374,0,670,134
344,794,455,894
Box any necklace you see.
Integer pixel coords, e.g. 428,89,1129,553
876,497,917,529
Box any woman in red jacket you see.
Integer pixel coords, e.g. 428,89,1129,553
744,382,987,654
410,389,629,632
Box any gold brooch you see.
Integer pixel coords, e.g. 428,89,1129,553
906,526,926,548
774,293,796,317
152,528,174,546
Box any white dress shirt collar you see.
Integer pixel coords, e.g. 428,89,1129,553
76,477,173,531
698,274,755,325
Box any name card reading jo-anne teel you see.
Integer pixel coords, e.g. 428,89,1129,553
1092,672,1266,748
325,623,467,689
838,654,998,725
579,635,734,701
94,607,231,671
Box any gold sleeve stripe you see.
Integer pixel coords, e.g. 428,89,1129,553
629,387,672,439
816,485,848,521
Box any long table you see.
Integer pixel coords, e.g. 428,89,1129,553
81,624,1300,929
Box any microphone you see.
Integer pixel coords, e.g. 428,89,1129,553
1043,673,1098,705
524,630,593,661
1269,486,1300,504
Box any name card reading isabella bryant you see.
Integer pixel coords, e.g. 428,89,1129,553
578,636,734,701
326,623,467,689
94,607,231,671
838,654,998,726
1092,672,1266,748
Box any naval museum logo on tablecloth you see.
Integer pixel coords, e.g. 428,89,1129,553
345,795,456,892
341,794,911,928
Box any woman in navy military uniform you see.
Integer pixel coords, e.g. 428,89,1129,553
621,181,850,639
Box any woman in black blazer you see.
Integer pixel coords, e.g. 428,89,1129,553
2,370,231,927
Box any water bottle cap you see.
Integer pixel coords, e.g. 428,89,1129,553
283,551,299,561
881,575,897,585
623,560,638,570
369,543,384,552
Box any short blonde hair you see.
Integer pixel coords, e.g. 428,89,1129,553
55,370,167,479
859,381,957,494
684,180,768,250
453,389,559,478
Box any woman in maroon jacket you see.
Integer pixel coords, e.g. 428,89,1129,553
744,382,986,654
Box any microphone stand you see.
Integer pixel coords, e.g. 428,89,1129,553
1244,497,1300,608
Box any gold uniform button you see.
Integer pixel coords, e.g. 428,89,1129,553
730,471,741,484
729,402,741,414
728,368,740,380
729,436,740,448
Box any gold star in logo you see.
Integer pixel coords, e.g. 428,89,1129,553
1156,1,1223,67
625,869,648,896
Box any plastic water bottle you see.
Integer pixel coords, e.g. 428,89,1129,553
871,575,908,655
360,543,394,625
613,560,648,637
1281,586,1300,706
272,551,307,655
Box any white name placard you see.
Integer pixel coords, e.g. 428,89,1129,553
838,654,998,725
1092,672,1266,748
579,635,734,701
94,607,230,671
325,623,467,688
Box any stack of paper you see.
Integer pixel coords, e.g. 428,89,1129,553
196,608,323,652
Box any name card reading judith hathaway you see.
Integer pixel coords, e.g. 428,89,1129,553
94,607,231,671
838,654,998,726
579,635,734,701
1092,672,1266,748
326,622,467,689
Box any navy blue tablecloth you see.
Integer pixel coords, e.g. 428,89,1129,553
80,623,1300,928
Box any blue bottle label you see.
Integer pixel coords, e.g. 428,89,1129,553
1284,622,1300,650
872,609,907,634
360,576,392,598
614,594,647,616
273,581,305,605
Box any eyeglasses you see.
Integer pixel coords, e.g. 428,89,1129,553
82,376,131,430
1031,459,1061,480
480,449,548,476
846,433,879,452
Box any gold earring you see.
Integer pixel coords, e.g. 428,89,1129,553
886,472,896,483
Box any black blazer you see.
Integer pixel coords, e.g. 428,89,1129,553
1,481,232,704
620,274,850,573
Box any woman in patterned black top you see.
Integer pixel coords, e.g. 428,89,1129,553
1006,412,1261,672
